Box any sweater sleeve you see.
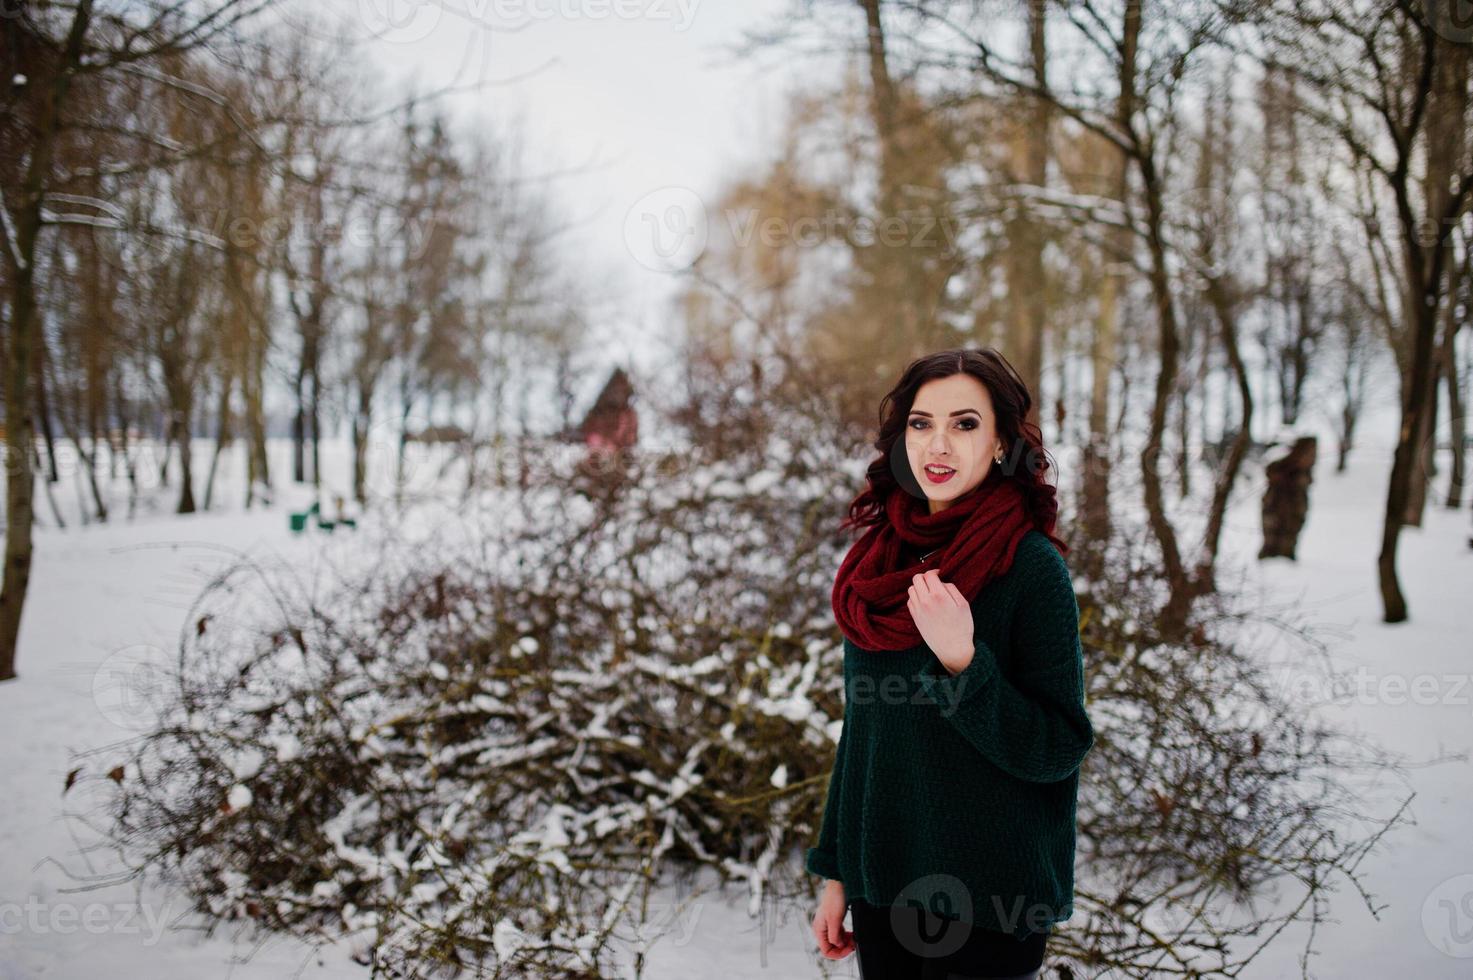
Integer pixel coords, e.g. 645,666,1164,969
915,540,1095,784
804,716,846,881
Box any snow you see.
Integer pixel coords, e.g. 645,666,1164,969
1,406,1470,977
225,784,254,811
226,747,266,781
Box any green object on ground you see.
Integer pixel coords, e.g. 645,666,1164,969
289,501,323,533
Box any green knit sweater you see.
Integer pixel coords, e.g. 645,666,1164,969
805,528,1095,940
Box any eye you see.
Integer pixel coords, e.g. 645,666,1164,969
909,418,978,431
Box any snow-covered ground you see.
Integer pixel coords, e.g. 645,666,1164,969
2,404,1470,978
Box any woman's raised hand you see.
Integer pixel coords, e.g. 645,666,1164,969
907,569,975,674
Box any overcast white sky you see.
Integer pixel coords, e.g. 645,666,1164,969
288,0,823,405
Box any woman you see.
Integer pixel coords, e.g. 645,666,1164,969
807,348,1095,979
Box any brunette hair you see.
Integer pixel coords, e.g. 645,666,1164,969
841,347,1066,552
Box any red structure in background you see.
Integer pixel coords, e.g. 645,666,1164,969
578,366,638,457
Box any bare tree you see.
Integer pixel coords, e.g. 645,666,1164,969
882,0,1243,636
1253,0,1473,621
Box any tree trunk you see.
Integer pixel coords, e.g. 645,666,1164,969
203,372,233,511
0,0,94,682
45,350,107,522
353,383,374,506
1445,309,1466,509
1377,35,1469,622
1138,152,1192,639
173,404,197,514
1199,272,1254,593
292,363,306,484
31,313,59,485
243,326,270,506
1177,323,1196,501
1002,0,1050,427
1337,347,1366,475
1080,0,1139,580
1438,235,1467,510
1406,288,1455,524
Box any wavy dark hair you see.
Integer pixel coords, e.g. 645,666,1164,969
840,347,1066,554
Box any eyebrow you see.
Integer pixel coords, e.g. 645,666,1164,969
908,408,981,418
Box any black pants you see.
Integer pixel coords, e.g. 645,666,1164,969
849,898,1048,980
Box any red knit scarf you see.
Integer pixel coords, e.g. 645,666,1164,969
831,474,1060,651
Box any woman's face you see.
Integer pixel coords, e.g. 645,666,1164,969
905,373,1004,514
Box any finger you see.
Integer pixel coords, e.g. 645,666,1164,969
913,571,939,597
931,573,965,606
817,915,838,954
